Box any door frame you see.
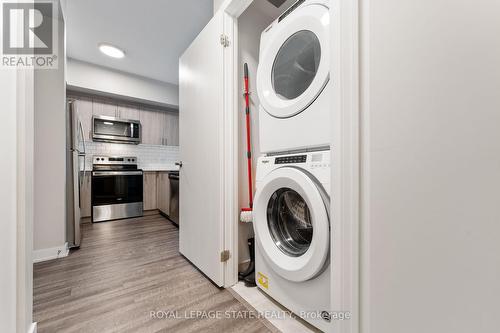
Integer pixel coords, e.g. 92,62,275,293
221,8,239,287
220,6,361,333
330,0,361,332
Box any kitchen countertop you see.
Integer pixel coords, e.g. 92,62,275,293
140,165,179,172
85,165,179,172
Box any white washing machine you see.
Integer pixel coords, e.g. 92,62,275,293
253,150,332,332
257,0,331,154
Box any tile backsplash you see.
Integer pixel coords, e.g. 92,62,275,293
85,141,179,171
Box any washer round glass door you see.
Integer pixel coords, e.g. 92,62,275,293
257,3,330,119
253,167,330,282
267,188,313,257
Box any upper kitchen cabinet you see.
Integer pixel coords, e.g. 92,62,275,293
140,109,164,145
67,94,179,146
164,112,179,146
140,109,179,146
93,100,118,118
117,104,140,121
75,96,93,141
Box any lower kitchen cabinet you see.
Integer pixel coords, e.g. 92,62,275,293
79,171,173,217
81,172,92,218
143,172,157,210
157,172,171,215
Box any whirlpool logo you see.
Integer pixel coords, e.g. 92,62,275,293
1,0,58,68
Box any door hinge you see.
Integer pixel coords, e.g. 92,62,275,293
220,34,230,47
220,250,230,262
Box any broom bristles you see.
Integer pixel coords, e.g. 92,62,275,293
240,210,253,223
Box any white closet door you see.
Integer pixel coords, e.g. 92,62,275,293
178,10,225,287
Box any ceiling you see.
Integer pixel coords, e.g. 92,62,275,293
66,0,213,85
253,0,297,19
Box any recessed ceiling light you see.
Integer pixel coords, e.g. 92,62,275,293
98,43,125,58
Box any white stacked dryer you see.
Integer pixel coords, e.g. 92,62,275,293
257,0,331,154
253,0,333,331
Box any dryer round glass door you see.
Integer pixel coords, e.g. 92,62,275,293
272,30,321,101
254,167,330,282
257,3,330,119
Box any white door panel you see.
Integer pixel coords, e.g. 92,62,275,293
179,11,225,287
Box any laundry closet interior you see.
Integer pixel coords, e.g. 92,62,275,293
179,0,336,331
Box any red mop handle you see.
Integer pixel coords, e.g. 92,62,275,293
244,63,253,208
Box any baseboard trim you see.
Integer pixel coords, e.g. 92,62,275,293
33,242,69,263
143,209,161,216
28,322,37,333
81,216,92,224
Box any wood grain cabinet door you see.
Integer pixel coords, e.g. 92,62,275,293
164,112,179,146
74,97,93,141
80,172,92,217
93,100,118,118
143,172,158,210
157,172,170,214
140,110,165,145
117,104,140,121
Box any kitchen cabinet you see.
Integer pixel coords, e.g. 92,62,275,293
164,112,179,146
80,171,176,216
143,172,157,210
75,97,93,141
117,104,140,121
140,109,179,146
93,100,118,118
68,96,179,146
80,172,92,217
156,172,171,215
140,109,164,145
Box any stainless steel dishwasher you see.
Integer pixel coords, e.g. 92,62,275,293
168,171,179,225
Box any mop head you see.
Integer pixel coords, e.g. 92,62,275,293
240,209,253,223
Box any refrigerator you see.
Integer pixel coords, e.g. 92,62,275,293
66,100,86,248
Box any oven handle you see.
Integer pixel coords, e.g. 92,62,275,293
92,171,143,176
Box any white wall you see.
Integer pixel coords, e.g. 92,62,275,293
34,13,67,256
214,0,224,13
0,67,19,333
360,0,500,332
67,58,179,108
16,67,35,333
0,34,35,333
236,3,275,264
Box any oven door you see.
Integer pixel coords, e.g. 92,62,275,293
91,170,144,222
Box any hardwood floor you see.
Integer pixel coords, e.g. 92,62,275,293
34,214,273,333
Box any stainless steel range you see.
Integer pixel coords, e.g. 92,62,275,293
91,156,143,222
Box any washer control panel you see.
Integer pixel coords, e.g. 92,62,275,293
256,150,331,185
275,154,307,164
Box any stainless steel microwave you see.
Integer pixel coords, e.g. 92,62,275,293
92,116,141,144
